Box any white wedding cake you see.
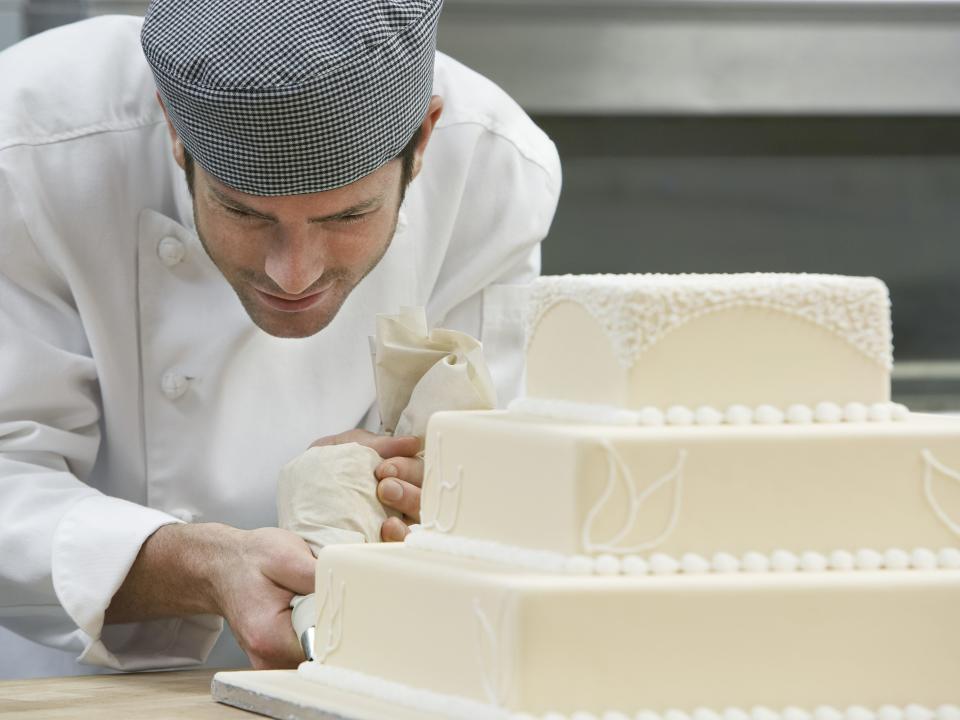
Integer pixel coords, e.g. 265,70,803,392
221,274,960,720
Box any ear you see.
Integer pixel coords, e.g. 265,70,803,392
155,91,187,171
409,95,444,182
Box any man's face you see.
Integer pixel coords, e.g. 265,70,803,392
190,159,404,339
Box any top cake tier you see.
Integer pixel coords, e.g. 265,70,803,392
525,273,892,410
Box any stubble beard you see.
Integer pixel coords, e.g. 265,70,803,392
193,202,400,340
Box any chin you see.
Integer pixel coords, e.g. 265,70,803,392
238,290,344,339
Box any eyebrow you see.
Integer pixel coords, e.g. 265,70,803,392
208,183,384,223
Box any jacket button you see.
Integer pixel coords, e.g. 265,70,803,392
160,371,189,400
158,236,186,267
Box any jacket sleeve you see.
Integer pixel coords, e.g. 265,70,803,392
0,168,222,671
425,126,562,406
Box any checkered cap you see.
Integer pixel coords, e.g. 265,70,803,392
141,0,442,195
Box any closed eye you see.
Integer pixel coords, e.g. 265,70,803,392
335,212,370,224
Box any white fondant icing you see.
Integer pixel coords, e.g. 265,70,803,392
921,449,960,537
526,274,892,370
421,432,464,534
581,443,686,554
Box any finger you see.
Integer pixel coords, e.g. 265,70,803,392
311,430,421,460
377,477,421,520
362,434,420,460
376,455,424,486
380,516,411,542
309,428,375,449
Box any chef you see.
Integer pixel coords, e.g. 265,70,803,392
0,0,560,677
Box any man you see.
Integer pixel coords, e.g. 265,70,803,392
0,0,560,677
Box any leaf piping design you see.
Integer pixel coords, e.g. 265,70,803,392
922,449,960,536
421,432,464,534
472,596,510,707
582,442,687,554
315,569,346,664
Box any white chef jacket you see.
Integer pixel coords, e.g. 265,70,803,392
0,16,561,677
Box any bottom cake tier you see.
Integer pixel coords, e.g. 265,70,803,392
306,543,960,717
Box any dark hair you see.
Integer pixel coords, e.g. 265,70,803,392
182,127,423,195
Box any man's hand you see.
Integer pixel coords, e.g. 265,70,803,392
310,429,423,542
105,522,315,670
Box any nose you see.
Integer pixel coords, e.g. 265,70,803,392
264,227,325,296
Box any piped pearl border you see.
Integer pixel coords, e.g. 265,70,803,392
297,662,959,720
508,398,909,427
406,527,960,576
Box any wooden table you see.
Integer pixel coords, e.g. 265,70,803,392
0,669,252,719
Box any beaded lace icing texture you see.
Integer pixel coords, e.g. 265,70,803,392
525,274,893,370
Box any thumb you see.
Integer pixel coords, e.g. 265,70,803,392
263,530,317,596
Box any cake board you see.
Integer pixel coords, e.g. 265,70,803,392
212,669,448,720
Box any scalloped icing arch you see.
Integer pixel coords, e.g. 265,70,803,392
527,300,890,409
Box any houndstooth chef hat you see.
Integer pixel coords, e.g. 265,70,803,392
141,0,443,196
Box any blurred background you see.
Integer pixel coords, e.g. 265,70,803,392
2,0,958,410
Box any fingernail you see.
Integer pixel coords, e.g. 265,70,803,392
380,478,403,502
381,463,398,478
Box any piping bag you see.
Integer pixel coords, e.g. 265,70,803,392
278,307,497,659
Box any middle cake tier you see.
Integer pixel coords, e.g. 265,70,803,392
418,410,960,570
